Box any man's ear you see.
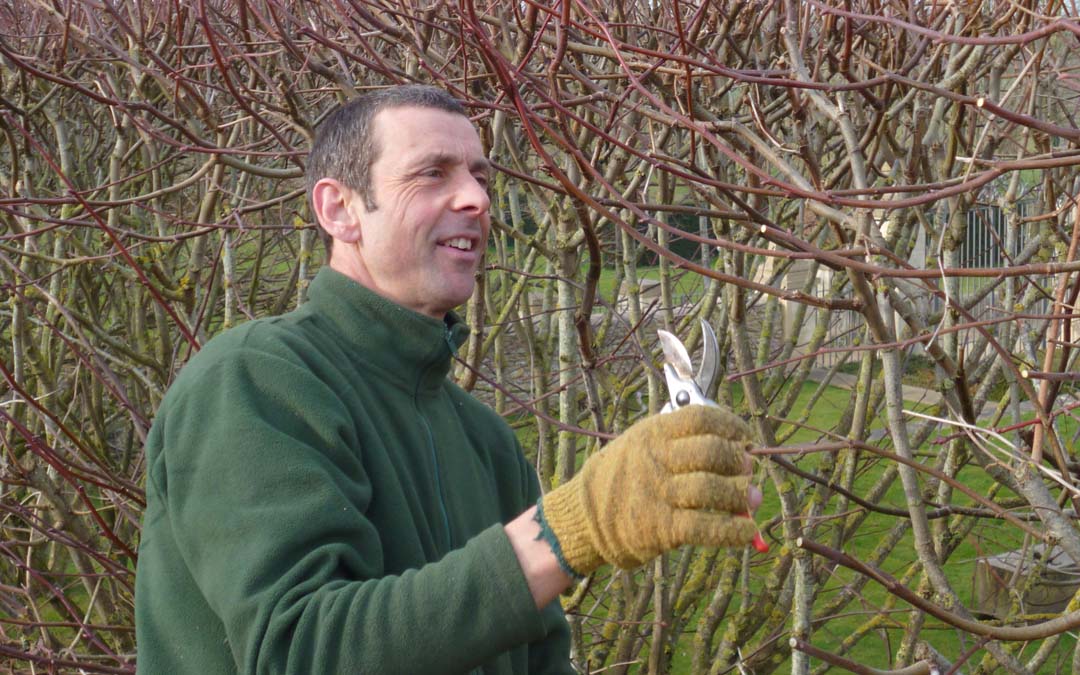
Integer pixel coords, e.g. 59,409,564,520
311,178,362,244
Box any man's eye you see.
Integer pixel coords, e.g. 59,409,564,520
475,175,490,189
422,168,444,179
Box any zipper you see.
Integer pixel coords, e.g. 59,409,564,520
426,324,480,674
415,327,456,552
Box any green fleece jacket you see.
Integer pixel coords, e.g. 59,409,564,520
135,268,573,674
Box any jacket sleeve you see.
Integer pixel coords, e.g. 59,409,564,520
153,347,553,674
514,450,576,674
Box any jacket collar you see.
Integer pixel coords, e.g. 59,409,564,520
304,267,470,394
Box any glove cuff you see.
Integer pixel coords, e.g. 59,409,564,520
536,484,603,578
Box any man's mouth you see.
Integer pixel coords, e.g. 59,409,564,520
440,237,475,252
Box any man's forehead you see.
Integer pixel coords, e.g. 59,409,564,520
373,106,484,159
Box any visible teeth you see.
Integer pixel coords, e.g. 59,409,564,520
443,238,472,251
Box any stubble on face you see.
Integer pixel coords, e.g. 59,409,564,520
336,107,492,319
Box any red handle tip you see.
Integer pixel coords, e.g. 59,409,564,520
752,533,769,553
739,512,769,552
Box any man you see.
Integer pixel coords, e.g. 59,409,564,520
135,85,761,674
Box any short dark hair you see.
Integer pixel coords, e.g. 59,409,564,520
306,85,468,256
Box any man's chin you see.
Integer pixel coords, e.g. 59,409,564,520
432,284,476,315
446,292,474,312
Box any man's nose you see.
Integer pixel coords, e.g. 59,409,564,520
452,173,491,214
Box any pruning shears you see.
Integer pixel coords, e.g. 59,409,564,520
657,319,769,553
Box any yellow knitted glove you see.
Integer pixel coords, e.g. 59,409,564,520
536,405,759,577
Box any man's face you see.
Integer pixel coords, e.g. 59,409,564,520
340,106,491,318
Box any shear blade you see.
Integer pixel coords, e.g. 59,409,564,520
657,330,694,380
694,319,720,397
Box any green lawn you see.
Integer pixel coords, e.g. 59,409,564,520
594,265,707,308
